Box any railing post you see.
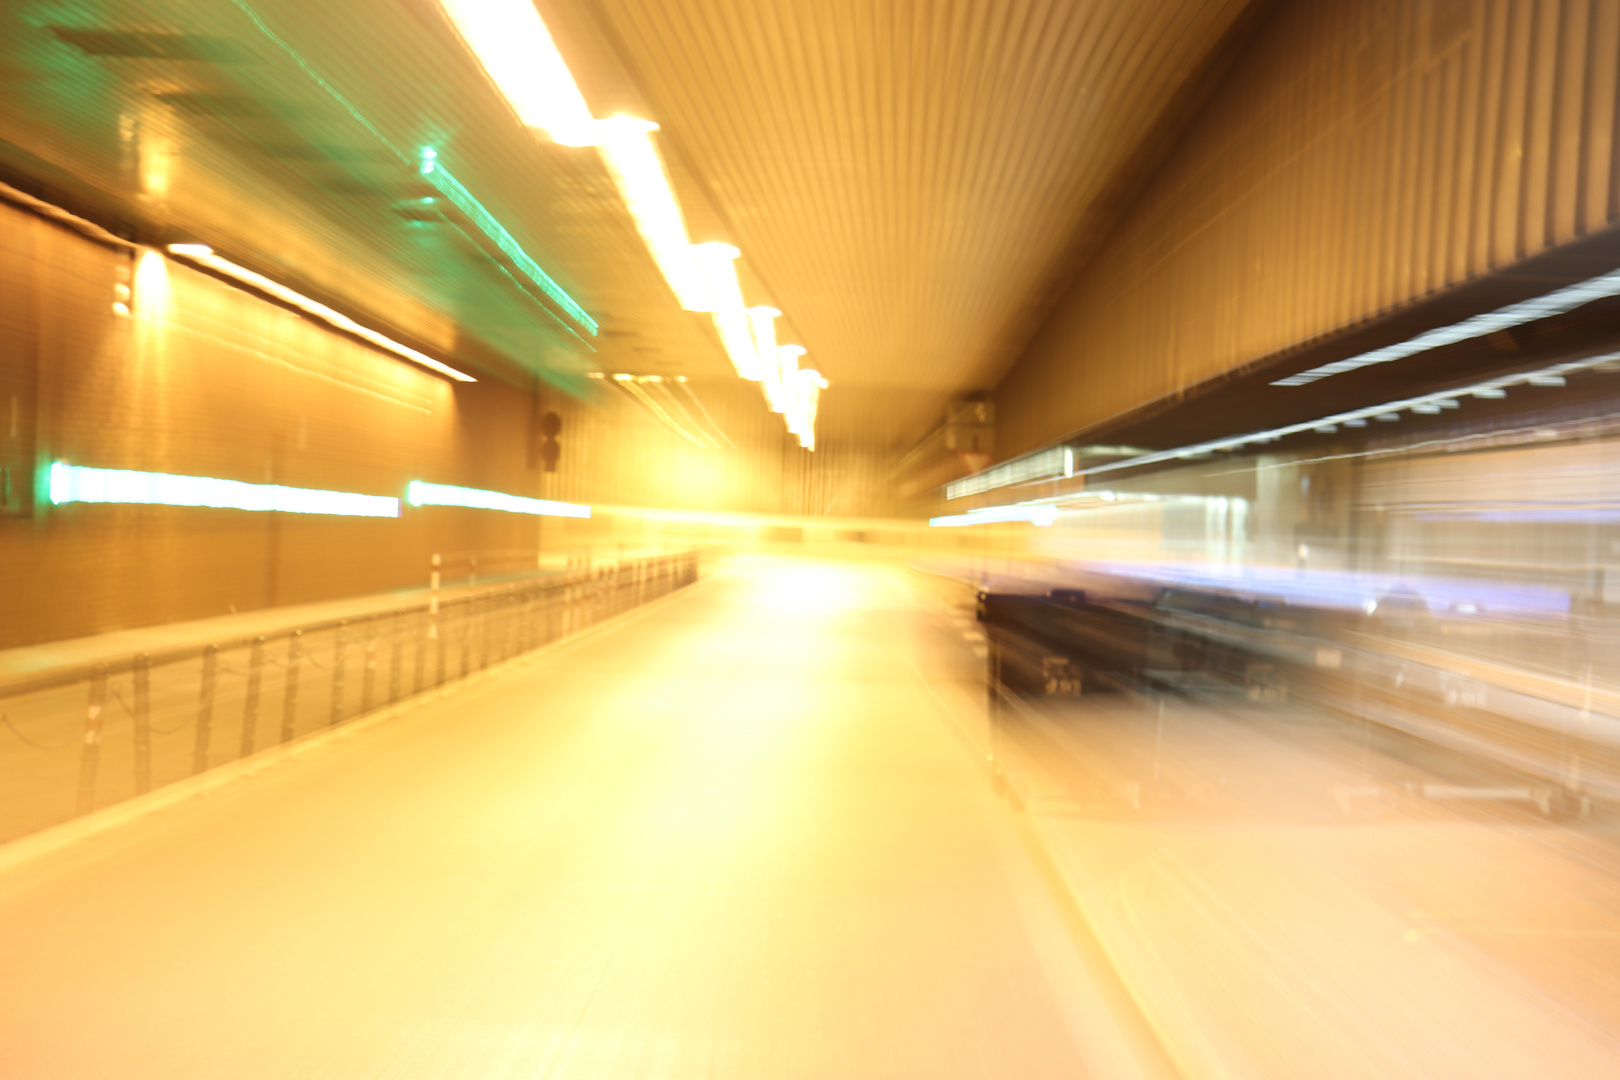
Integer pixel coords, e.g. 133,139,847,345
74,665,108,816
192,644,217,775
360,617,378,714
132,652,152,795
518,586,533,654
389,611,404,703
428,552,441,687
329,620,348,725
475,594,490,671
436,606,449,686
459,600,473,679
281,630,302,743
241,636,265,757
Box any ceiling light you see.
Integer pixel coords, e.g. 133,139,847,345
1067,350,1619,482
746,307,781,408
434,0,827,436
693,243,760,379
594,119,712,310
407,480,590,518
786,368,828,449
435,0,595,145
166,244,476,382
50,463,401,517
770,344,804,415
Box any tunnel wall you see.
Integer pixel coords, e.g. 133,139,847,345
995,0,1620,457
0,201,887,648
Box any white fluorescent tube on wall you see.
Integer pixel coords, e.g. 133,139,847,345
436,0,596,145
407,480,590,518
166,245,475,382
594,120,711,310
49,463,401,517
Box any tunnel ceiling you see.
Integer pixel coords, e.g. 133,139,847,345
0,0,1258,444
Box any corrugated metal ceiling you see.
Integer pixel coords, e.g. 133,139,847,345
0,0,1259,444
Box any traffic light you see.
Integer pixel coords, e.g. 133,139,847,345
539,410,561,472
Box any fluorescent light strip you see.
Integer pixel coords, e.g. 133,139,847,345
1273,267,1620,386
946,446,1069,500
49,463,400,517
165,245,475,382
418,150,597,333
1087,351,1620,477
407,480,590,519
930,505,1057,528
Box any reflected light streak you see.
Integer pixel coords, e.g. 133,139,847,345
930,504,1058,527
49,463,401,517
165,245,475,382
133,248,169,322
407,481,590,519
418,149,598,333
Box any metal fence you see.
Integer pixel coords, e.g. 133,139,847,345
0,550,699,845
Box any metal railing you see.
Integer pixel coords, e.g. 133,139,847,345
0,550,700,845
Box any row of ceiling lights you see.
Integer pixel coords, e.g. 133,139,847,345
436,0,827,450
940,349,1616,518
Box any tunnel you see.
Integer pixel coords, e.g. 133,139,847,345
4,1,1620,1076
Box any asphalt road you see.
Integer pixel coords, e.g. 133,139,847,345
0,554,1170,1079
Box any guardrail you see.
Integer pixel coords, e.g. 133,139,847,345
0,550,700,845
